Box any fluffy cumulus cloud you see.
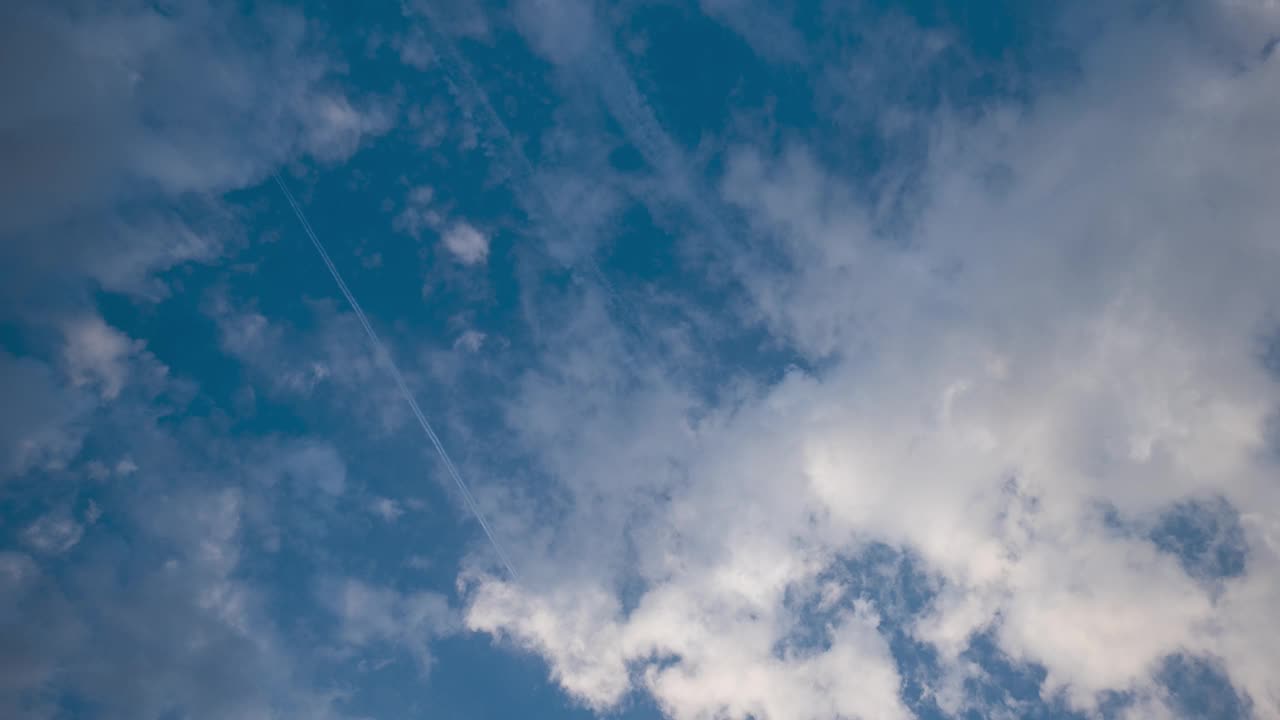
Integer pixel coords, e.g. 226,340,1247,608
458,2,1280,719
61,316,139,401
441,222,490,265
0,0,389,309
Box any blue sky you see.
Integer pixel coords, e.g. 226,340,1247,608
2,1,1279,719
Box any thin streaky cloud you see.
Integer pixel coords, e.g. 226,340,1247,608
273,171,519,580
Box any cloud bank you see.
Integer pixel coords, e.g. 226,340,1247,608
460,2,1280,718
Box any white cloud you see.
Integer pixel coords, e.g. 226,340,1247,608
62,315,137,401
303,94,393,166
511,0,597,66
467,580,630,708
22,511,84,555
325,578,456,673
393,185,442,240
2,478,350,719
369,496,405,522
697,0,806,63
0,5,395,715
403,0,494,43
454,329,486,352
0,0,389,313
0,1,386,231
0,350,87,479
208,293,412,434
441,221,490,265
464,1,1280,717
256,439,348,497
2,0,1276,717
394,26,437,70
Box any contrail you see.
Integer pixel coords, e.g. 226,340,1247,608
272,172,519,581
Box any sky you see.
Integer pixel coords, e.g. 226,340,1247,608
1,1,1279,719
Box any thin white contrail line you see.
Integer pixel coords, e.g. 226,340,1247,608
272,171,519,581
